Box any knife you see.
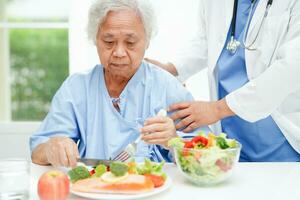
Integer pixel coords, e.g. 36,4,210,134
77,158,113,166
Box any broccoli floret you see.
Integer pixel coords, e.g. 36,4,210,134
93,164,107,177
68,166,90,183
110,161,129,177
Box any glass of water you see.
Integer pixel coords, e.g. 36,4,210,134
0,159,30,200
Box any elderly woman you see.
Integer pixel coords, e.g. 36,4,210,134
30,0,206,168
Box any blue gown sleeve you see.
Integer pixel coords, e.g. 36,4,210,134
151,72,211,162
29,80,80,153
165,74,211,134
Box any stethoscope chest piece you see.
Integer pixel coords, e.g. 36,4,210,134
226,36,241,54
226,0,273,54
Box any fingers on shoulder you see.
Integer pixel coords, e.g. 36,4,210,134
169,102,191,111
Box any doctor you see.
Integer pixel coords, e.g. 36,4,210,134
147,0,300,161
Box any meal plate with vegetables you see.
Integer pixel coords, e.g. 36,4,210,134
68,159,172,199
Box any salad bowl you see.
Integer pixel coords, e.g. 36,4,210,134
169,133,241,185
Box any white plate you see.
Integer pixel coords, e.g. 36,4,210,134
70,176,172,200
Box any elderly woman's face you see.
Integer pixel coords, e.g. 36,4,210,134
97,10,148,79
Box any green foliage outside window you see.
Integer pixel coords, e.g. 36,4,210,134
10,29,69,121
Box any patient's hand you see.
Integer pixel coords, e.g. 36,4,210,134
140,116,176,148
44,137,79,168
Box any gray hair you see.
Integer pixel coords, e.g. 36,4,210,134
87,0,157,45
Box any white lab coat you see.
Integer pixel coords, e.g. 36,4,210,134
174,0,300,153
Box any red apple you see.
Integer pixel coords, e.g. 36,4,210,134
38,170,70,200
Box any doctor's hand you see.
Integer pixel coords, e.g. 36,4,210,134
44,137,79,168
169,99,235,132
144,58,178,76
140,116,177,148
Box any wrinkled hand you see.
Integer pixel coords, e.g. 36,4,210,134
45,137,79,168
140,116,177,148
169,100,234,132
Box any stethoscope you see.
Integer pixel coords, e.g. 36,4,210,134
226,0,273,54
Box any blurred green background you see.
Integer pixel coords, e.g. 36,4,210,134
10,29,69,121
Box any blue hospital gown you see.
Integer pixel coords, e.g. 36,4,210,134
30,61,208,162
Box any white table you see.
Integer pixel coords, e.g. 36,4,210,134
30,162,300,200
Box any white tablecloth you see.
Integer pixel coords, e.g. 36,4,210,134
30,162,300,200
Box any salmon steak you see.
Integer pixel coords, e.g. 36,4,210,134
71,174,155,194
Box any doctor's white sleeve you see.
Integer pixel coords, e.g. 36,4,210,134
226,1,300,122
172,0,208,82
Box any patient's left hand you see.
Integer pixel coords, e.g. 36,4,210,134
140,116,176,148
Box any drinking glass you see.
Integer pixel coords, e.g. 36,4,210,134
0,159,30,200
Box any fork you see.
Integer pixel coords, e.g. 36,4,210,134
113,109,167,162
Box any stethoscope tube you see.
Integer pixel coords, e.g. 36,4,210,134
230,0,239,39
227,0,273,54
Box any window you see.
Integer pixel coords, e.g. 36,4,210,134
0,0,70,121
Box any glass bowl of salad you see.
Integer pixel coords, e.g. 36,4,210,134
168,133,241,186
